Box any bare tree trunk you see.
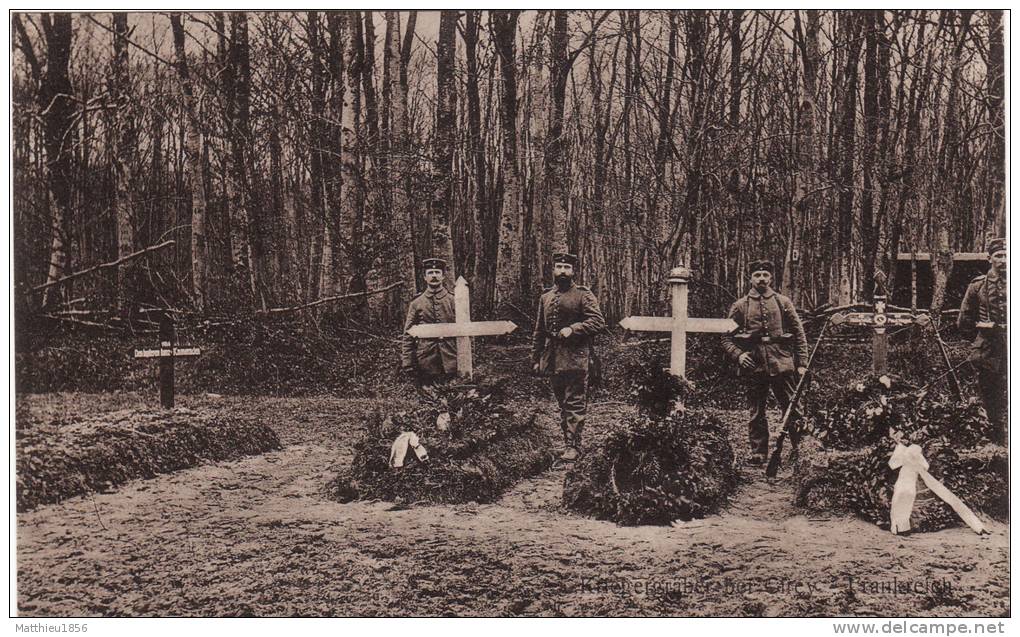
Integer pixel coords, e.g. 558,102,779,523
835,12,863,304
431,11,458,285
225,13,259,305
386,10,417,305
170,13,208,311
790,10,821,307
931,11,972,318
307,12,327,298
546,10,570,253
110,13,136,311
324,13,348,298
31,14,75,307
491,10,523,308
860,10,880,295
985,10,1005,238
463,10,489,308
344,12,369,305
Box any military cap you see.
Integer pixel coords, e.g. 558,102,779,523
552,252,579,267
987,237,1006,256
422,258,447,271
748,259,775,275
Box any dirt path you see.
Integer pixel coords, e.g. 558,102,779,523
16,393,1009,617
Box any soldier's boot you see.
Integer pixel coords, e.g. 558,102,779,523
560,424,571,451
560,421,583,462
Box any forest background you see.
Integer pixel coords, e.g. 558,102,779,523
11,10,1006,332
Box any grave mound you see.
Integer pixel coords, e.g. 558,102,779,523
16,406,281,511
327,383,555,504
796,374,1007,531
563,360,738,526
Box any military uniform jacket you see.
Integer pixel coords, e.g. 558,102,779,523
958,268,1007,371
533,283,606,374
401,286,458,375
720,288,808,377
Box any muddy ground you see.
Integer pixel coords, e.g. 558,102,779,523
16,392,1009,617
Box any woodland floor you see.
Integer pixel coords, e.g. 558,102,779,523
15,390,1009,618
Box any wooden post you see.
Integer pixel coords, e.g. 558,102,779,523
669,266,691,377
872,271,889,375
910,252,918,313
134,314,201,409
158,311,175,409
872,299,888,374
454,276,473,379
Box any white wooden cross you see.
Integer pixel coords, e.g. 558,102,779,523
405,276,517,379
619,266,738,377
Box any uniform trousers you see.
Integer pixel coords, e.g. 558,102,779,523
550,370,588,447
746,371,802,457
975,365,1008,438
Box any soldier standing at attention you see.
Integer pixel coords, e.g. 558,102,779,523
958,237,1008,432
533,252,606,462
721,259,809,465
401,258,457,387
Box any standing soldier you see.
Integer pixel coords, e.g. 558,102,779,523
401,258,457,387
721,259,809,465
958,237,1007,431
533,252,606,461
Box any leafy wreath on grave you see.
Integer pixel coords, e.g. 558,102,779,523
563,357,738,526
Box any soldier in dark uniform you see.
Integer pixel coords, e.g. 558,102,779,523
533,252,606,461
721,259,809,465
401,258,458,387
958,237,1007,431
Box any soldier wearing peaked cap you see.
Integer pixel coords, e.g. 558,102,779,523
721,259,809,465
533,251,606,462
958,238,1008,431
401,258,457,387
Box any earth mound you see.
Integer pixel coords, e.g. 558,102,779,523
327,383,555,504
17,405,281,511
797,374,1007,532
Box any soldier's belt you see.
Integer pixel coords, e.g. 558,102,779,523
976,322,1007,331
733,332,794,344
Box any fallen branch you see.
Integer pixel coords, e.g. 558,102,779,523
334,327,401,343
29,240,176,296
504,301,535,327
259,281,404,315
41,314,119,330
618,337,672,348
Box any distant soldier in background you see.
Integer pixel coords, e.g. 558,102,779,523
721,259,809,465
958,238,1007,431
401,258,457,387
533,252,606,462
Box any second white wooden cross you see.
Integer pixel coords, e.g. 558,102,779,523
619,266,738,377
405,276,517,379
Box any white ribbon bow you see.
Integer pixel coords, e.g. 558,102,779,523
888,443,987,535
389,431,429,469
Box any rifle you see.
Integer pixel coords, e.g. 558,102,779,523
922,315,963,401
765,317,832,478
